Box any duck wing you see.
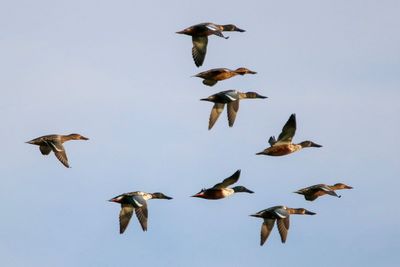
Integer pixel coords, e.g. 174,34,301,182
119,204,134,234
227,100,239,127
212,169,241,189
46,141,69,168
202,79,218,86
268,136,277,146
208,103,225,130
132,195,148,231
321,185,340,198
261,219,275,246
277,217,290,243
39,145,52,155
192,36,208,67
276,114,296,144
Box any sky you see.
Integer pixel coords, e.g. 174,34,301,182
1,0,399,266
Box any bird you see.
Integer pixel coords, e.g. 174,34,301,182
109,191,172,234
193,67,257,86
250,206,316,246
191,169,253,200
176,22,245,67
201,90,267,130
294,183,353,201
26,133,89,168
256,113,322,156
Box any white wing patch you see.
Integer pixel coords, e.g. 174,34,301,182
274,208,288,218
226,94,237,101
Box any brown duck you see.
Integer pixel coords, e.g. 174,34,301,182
191,169,254,200
256,114,322,156
26,133,89,168
250,206,316,245
194,67,257,86
201,90,267,130
294,183,353,201
109,191,172,233
176,22,245,67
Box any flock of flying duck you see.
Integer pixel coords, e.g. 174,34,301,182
25,22,352,246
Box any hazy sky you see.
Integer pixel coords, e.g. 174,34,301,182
1,1,399,266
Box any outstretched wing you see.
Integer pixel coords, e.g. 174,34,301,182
208,103,225,130
276,114,296,144
277,217,290,243
132,195,148,231
202,79,218,86
46,141,69,168
119,204,134,234
260,219,275,246
227,100,240,127
192,36,208,67
39,145,52,155
212,169,241,189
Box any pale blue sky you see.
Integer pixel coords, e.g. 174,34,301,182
1,0,399,266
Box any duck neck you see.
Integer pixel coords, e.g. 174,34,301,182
221,24,236,31
287,208,304,215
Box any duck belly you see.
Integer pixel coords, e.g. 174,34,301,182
265,145,298,156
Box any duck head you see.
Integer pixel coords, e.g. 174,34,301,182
291,208,316,215
222,24,245,32
232,186,254,194
333,183,353,190
299,141,322,148
243,92,268,99
151,192,173,200
68,133,89,140
235,67,257,75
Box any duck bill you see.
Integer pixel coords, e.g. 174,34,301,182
80,136,89,140
235,27,245,32
249,70,257,74
257,94,268,99
345,185,353,189
311,142,322,148
305,210,316,215
163,195,173,200
245,189,255,194
293,190,303,195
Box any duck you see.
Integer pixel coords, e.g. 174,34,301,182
250,206,316,245
256,114,322,156
201,90,267,130
294,183,353,201
194,67,257,86
191,169,254,200
176,22,245,67
109,191,172,233
26,133,89,168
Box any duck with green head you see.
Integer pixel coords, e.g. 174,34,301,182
256,114,322,156
191,169,254,200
